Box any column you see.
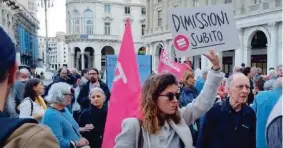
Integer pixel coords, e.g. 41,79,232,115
94,53,101,71
278,43,282,65
81,53,85,70
217,52,223,69
150,0,153,29
76,53,80,69
164,0,168,28
267,22,277,70
201,55,208,69
235,28,244,66
243,46,251,67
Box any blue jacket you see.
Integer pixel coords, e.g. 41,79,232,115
42,108,80,148
195,77,205,94
197,99,256,148
251,87,282,148
179,86,199,107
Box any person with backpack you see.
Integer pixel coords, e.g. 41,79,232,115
19,79,47,123
0,27,59,147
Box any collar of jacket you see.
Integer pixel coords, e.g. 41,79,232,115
222,98,248,115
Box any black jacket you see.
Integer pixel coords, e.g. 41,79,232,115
78,104,107,148
77,80,111,110
197,98,256,148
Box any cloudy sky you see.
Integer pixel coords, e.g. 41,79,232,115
37,0,66,37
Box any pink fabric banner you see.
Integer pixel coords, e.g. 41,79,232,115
157,50,189,80
102,19,142,148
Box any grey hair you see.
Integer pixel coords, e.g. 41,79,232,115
277,64,282,70
269,70,278,79
226,72,245,89
89,87,105,99
45,82,72,104
19,68,30,76
233,66,241,73
273,77,282,89
264,79,276,90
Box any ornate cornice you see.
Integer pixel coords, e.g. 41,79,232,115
102,15,113,22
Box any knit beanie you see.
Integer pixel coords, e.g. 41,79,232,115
0,27,16,70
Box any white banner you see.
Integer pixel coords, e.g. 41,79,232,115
168,4,240,57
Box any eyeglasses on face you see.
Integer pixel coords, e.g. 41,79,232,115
159,92,178,101
64,93,73,96
235,84,250,90
92,95,102,98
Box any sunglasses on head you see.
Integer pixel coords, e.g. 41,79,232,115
159,92,178,101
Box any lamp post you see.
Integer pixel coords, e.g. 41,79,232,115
37,0,54,70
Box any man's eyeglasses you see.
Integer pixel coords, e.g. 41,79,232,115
235,84,250,90
159,92,178,101
89,73,98,75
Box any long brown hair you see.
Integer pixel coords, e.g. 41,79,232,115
141,73,181,134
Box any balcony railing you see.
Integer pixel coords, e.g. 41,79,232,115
65,34,121,43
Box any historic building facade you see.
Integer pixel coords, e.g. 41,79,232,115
144,0,282,74
66,0,146,71
38,32,69,70
0,0,40,66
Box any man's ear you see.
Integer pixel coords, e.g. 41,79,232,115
8,62,18,85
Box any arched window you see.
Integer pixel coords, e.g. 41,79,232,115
86,20,93,35
73,10,80,34
83,9,93,35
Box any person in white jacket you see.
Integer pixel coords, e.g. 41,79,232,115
114,50,223,148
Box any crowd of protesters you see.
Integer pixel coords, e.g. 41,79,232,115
0,26,282,148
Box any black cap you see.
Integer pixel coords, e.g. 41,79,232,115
0,27,16,70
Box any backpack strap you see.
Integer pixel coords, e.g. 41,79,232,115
0,117,37,147
137,119,143,148
28,99,34,116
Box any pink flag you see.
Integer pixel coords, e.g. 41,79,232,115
102,19,142,148
158,50,188,80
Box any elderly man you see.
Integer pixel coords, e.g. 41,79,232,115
0,27,58,147
252,78,282,148
197,73,256,148
13,68,30,113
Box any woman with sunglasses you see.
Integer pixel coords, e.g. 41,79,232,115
79,87,108,148
114,50,223,148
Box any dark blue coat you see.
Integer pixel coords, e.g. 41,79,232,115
197,98,256,148
179,86,199,107
79,104,107,148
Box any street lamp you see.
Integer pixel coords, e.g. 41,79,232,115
37,0,54,70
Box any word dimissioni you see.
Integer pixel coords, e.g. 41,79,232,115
172,11,230,48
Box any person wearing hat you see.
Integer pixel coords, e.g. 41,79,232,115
0,27,59,148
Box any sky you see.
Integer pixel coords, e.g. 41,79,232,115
37,0,66,37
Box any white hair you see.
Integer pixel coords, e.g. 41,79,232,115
273,77,282,89
45,82,72,104
89,87,105,99
19,68,30,76
233,66,241,73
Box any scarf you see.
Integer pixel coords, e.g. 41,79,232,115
36,96,47,110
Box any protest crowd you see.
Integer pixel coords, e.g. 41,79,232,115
0,18,282,148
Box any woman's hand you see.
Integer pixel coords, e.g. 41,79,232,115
84,124,94,131
80,124,94,132
76,137,89,147
203,49,221,70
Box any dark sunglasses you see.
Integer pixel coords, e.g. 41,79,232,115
159,92,178,101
